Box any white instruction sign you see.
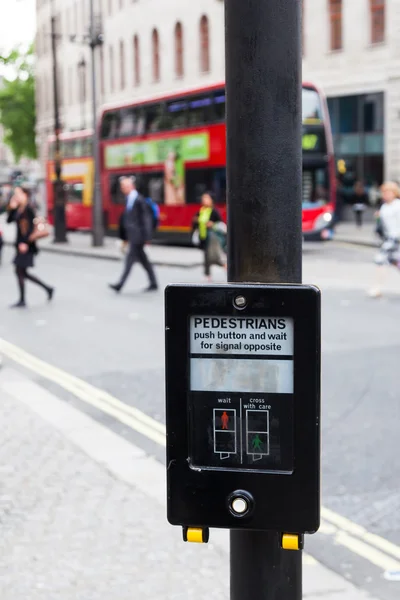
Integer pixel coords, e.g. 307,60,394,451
190,316,294,356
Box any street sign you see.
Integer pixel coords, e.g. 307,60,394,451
165,283,321,535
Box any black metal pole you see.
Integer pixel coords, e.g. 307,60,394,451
89,0,104,247
51,15,67,243
225,1,302,599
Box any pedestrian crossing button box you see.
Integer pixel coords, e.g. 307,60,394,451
165,284,321,534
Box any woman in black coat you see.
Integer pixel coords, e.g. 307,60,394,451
7,186,54,308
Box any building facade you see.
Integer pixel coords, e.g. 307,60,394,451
35,0,398,186
303,0,397,186
35,0,225,178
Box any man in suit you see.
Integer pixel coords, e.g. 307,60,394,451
109,176,158,293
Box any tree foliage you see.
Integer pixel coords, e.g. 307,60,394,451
0,45,37,161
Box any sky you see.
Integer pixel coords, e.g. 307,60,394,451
0,0,36,53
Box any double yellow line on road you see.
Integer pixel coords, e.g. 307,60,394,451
0,337,166,447
0,335,399,575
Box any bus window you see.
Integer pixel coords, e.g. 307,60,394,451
166,100,188,130
72,139,83,157
147,174,164,204
110,175,127,205
81,137,93,156
136,108,146,136
302,88,323,123
61,141,70,158
185,167,227,204
120,108,138,137
213,90,226,122
64,182,84,203
110,172,164,204
302,168,329,206
187,94,212,127
146,104,166,133
101,110,121,139
136,172,164,203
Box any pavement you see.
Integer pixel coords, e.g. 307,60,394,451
0,221,203,267
0,239,399,599
0,219,381,268
333,222,380,248
0,365,379,600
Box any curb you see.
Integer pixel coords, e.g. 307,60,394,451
334,237,379,249
3,240,203,269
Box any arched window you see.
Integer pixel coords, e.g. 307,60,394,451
200,15,210,73
175,22,184,78
100,46,105,96
371,0,385,44
109,45,114,93
120,39,125,90
152,28,160,82
329,0,342,51
133,34,140,86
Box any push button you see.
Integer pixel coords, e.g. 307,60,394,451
228,490,254,517
231,497,248,515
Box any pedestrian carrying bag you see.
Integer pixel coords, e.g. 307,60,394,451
29,216,50,242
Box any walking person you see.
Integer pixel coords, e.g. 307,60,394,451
368,181,400,298
7,186,54,308
109,176,158,293
192,192,226,282
351,181,369,228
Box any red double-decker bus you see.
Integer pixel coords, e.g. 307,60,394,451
47,130,94,230
46,83,335,239
98,82,335,241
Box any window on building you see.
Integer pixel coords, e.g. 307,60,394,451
120,40,125,90
35,79,41,112
175,22,184,78
36,31,41,57
100,46,105,96
329,0,342,51
152,29,160,82
370,0,385,44
200,15,210,72
78,61,87,104
109,46,114,92
74,2,78,36
133,35,140,86
58,67,63,107
68,66,73,105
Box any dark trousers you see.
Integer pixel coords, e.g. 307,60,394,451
119,243,157,288
15,266,51,302
203,236,225,277
354,209,363,227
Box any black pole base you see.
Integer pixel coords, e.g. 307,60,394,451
230,530,302,600
52,180,68,244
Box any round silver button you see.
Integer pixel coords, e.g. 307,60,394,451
231,497,248,515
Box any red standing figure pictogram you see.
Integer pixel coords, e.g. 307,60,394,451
221,411,229,430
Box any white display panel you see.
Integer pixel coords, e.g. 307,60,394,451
190,316,294,356
190,358,294,394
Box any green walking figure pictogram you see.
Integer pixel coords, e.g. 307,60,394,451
251,434,263,452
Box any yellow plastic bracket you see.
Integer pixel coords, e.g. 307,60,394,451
186,528,206,543
282,534,300,551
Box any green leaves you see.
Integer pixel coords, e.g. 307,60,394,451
0,45,37,161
